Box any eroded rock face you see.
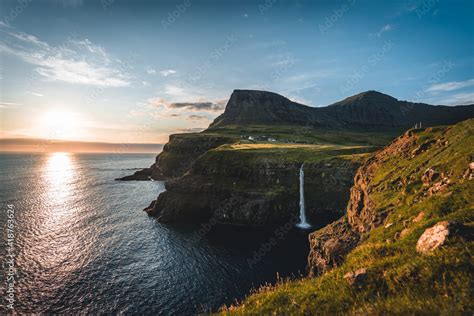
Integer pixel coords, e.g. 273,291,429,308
347,132,417,234
308,217,360,277
416,221,458,254
308,132,421,275
117,133,235,181
147,155,361,226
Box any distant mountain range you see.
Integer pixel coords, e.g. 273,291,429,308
209,90,474,130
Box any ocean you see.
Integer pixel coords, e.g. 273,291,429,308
0,153,309,314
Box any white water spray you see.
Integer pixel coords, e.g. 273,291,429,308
296,164,311,229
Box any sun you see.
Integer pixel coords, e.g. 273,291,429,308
39,111,81,140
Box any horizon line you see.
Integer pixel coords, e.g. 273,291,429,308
0,137,164,154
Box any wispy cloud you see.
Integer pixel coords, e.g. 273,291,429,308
376,24,393,37
175,127,206,133
0,25,131,87
149,97,227,112
160,69,177,77
0,101,21,108
187,114,209,121
427,79,474,92
437,92,474,105
168,100,226,112
30,92,43,97
146,68,157,75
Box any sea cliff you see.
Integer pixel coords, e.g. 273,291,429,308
225,119,474,314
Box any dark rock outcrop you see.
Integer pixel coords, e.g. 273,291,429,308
146,154,361,227
117,133,236,181
116,168,152,181
308,217,360,277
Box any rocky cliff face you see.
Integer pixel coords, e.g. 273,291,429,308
308,131,418,276
146,149,363,227
308,119,474,276
117,133,236,181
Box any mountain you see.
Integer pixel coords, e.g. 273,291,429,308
210,89,474,130
209,90,315,127
118,89,473,183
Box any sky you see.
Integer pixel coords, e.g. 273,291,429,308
0,0,473,147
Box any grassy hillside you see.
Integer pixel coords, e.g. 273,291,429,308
220,119,474,314
207,124,398,146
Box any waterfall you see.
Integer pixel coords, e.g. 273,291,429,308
296,164,311,229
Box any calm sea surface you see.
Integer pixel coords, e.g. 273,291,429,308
0,153,309,314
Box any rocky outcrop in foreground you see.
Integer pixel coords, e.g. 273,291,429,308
308,119,474,276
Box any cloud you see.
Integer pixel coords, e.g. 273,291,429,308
146,68,157,75
0,25,131,87
160,69,177,77
142,81,150,86
376,24,393,37
0,101,21,108
147,97,227,121
427,79,474,92
168,100,226,112
175,127,206,133
438,92,474,105
30,92,43,97
187,114,209,121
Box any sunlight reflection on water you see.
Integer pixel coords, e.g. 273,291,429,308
0,153,308,314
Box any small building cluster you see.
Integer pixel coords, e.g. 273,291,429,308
240,135,278,142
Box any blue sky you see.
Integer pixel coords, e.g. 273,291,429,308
0,0,473,143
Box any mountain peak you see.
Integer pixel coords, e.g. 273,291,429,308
209,89,310,128
329,90,398,107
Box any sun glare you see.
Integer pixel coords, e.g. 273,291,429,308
39,111,81,140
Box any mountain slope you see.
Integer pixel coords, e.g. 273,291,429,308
210,89,474,130
221,119,474,314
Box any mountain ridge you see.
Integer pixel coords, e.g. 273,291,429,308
209,89,474,130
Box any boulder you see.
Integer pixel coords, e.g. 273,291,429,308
344,268,368,288
416,221,458,254
422,168,439,186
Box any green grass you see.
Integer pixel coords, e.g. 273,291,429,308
204,124,399,146
219,119,474,315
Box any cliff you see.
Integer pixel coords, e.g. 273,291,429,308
117,133,236,181
145,143,369,226
223,119,474,314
